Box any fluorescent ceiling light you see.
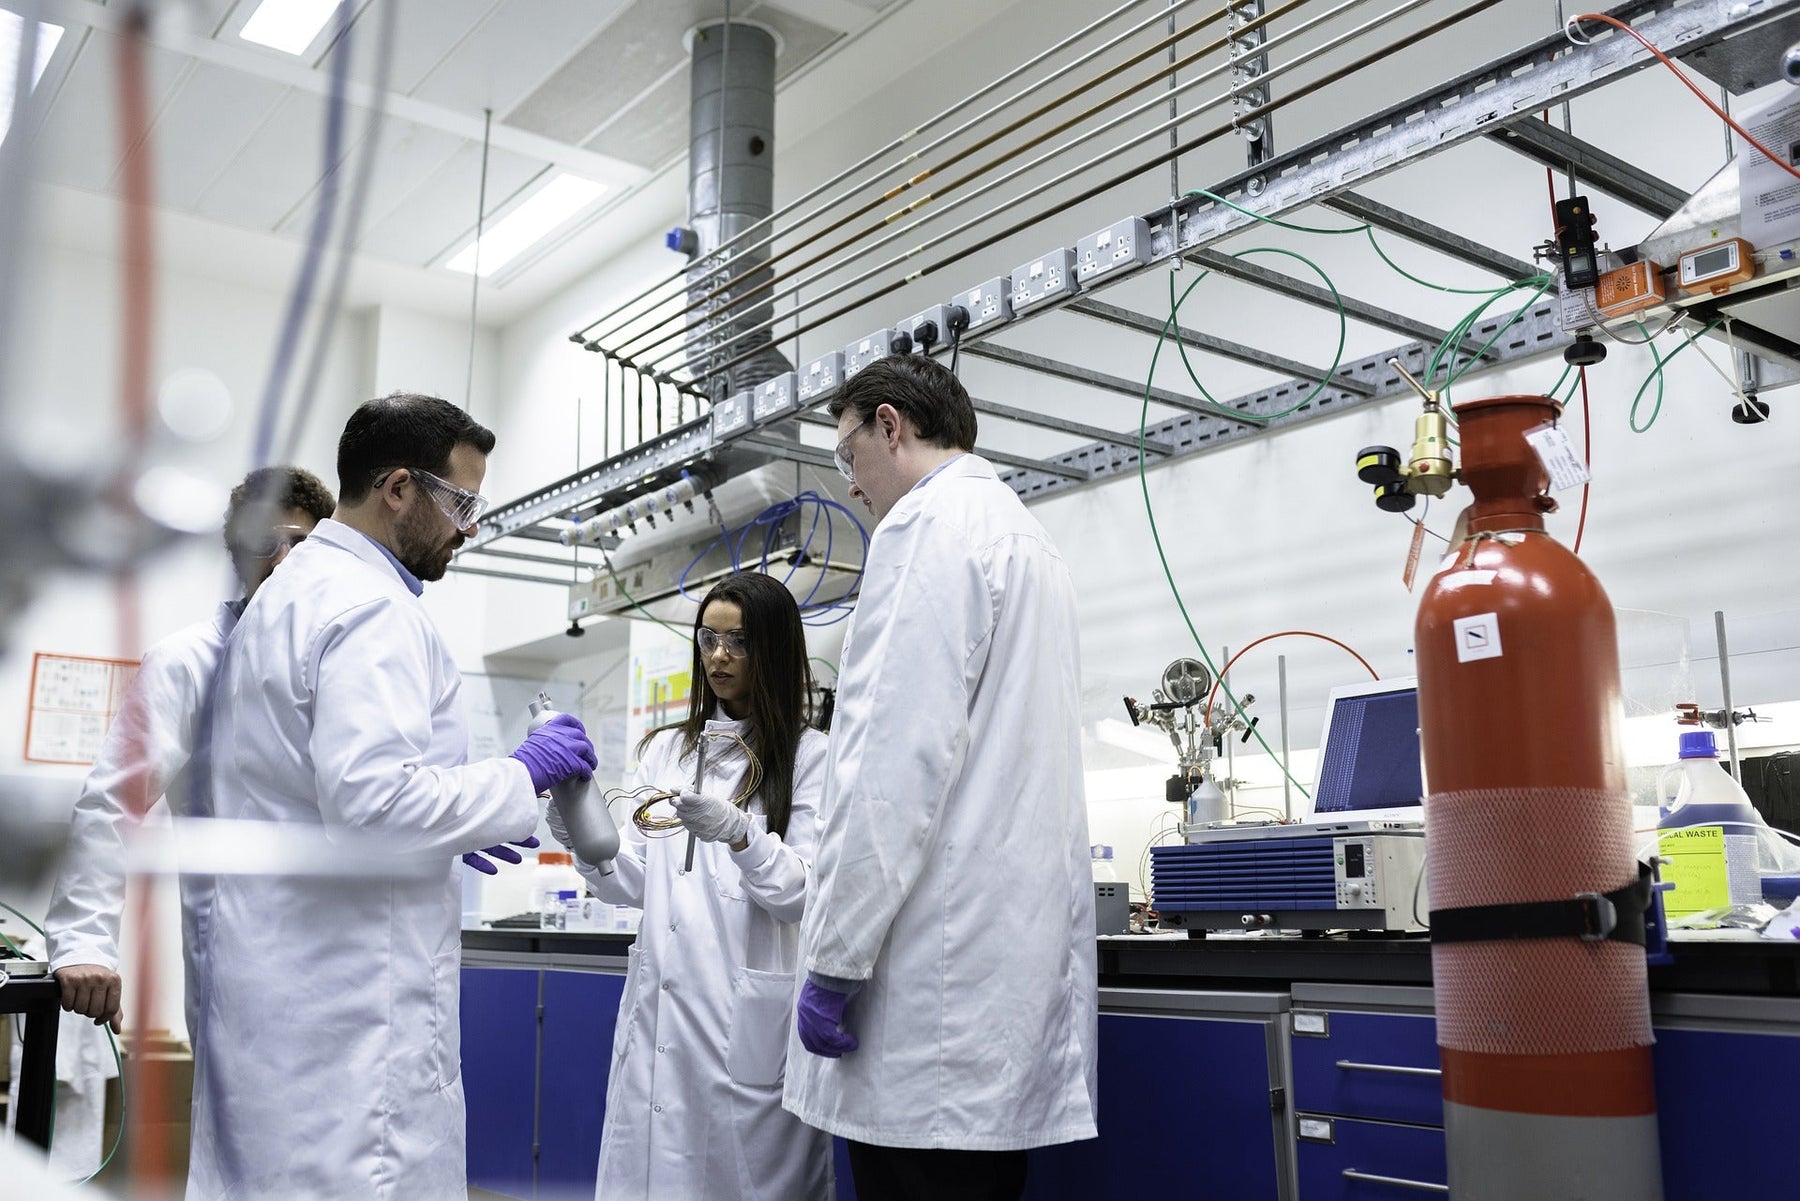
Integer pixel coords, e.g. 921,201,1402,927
446,174,609,277
239,0,340,56
0,11,64,144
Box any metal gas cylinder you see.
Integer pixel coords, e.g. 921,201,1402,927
1414,394,1660,1200
528,693,621,874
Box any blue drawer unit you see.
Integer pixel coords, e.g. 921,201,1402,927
834,1004,1286,1201
1654,1023,1800,1201
539,969,627,1196
1290,1009,1443,1129
1295,1114,1447,1198
462,967,539,1199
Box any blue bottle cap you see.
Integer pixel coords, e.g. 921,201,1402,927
1678,730,1719,759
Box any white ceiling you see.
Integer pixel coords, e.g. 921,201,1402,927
14,0,903,317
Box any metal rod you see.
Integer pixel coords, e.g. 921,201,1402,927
1069,296,1372,394
572,0,1181,342
1168,0,1182,200
464,108,491,411
663,0,1487,382
1188,249,1479,353
960,342,1261,424
685,732,709,873
971,395,1180,457
1715,610,1741,782
1321,191,1536,282
1222,645,1235,812
446,565,572,587
462,546,605,568
628,0,1395,369
1278,653,1291,820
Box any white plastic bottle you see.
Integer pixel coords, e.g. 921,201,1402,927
530,851,581,915
1657,731,1762,910
1091,845,1120,883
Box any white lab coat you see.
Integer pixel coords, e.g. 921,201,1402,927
782,454,1098,1151
579,715,833,1200
45,602,237,1045
187,519,539,1201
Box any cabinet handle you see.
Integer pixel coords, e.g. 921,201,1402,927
1335,1059,1442,1078
1342,1168,1449,1193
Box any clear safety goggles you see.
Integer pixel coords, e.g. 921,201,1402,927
696,628,750,659
379,466,491,530
833,418,872,483
231,524,309,560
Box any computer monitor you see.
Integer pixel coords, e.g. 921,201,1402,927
1306,677,1425,823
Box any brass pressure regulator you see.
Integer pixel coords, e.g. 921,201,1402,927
1354,359,1457,513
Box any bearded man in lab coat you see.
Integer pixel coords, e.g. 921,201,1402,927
784,355,1097,1201
188,393,596,1201
47,466,335,1047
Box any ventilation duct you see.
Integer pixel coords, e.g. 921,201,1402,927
682,21,792,399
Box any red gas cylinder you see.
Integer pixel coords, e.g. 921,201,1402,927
1415,394,1660,1200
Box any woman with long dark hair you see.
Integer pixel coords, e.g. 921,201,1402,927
546,571,833,1199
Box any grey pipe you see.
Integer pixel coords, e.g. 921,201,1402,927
684,21,791,398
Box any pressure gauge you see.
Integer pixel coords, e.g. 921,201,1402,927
1678,238,1755,295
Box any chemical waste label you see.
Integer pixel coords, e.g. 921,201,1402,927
1452,612,1503,663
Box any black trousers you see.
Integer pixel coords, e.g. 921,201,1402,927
846,1140,1028,1201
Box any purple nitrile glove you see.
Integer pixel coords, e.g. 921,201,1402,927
796,977,860,1058
510,712,597,794
462,836,541,875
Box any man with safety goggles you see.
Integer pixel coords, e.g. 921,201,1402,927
190,392,595,1200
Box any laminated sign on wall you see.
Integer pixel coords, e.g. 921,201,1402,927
24,652,140,765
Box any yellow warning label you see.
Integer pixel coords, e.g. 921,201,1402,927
1658,825,1732,917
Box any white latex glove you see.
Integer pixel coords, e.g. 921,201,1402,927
544,792,574,852
675,790,751,847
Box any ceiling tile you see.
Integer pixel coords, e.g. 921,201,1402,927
334,0,501,97
148,61,289,212
408,0,633,118
190,88,369,231
301,118,468,240
354,141,547,266
30,30,194,194
508,0,841,163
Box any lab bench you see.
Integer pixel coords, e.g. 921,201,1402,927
460,929,1800,1201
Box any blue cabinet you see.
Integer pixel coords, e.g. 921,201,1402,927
833,995,1289,1201
538,970,625,1195
462,964,627,1200
1654,1020,1800,1200
461,967,539,1198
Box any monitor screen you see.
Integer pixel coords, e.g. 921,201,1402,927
1311,684,1424,815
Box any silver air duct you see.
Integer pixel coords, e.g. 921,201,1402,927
682,21,792,400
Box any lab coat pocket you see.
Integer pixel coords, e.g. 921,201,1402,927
432,947,461,1090
725,967,795,1088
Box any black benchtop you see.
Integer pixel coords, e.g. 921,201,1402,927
462,927,1800,997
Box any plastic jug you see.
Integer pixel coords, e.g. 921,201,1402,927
527,692,621,872
1657,731,1761,912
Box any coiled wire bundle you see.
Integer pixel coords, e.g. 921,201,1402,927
614,729,764,837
